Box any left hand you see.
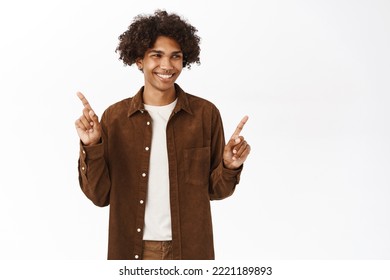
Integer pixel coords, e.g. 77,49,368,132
223,116,251,169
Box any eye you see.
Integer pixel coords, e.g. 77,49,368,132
151,53,162,58
172,54,182,59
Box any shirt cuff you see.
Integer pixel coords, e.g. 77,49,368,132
221,163,243,184
79,141,104,160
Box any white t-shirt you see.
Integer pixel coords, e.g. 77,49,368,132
142,99,177,240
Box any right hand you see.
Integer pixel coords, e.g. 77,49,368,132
75,92,102,146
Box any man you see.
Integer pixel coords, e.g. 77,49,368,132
75,10,250,260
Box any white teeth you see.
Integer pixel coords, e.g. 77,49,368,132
156,73,173,79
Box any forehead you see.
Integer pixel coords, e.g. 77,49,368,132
149,36,182,52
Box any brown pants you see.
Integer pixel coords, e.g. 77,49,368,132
142,241,173,260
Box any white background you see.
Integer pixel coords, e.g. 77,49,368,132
0,0,389,260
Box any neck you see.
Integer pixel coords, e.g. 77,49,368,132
143,85,176,106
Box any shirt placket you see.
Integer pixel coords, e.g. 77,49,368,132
133,111,152,260
166,112,182,259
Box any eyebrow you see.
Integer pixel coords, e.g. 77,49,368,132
149,50,183,55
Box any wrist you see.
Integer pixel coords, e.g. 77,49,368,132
223,160,242,170
83,138,102,146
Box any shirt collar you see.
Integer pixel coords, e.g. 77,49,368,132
127,83,193,117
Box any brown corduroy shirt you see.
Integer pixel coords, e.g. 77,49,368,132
78,84,242,260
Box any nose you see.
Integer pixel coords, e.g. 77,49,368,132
160,57,173,70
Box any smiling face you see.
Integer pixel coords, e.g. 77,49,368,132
136,36,183,105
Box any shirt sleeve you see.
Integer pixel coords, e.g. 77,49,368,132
78,111,111,207
208,106,243,200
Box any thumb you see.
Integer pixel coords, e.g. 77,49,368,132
226,137,240,149
89,110,100,124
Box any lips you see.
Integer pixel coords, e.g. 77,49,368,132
156,73,174,79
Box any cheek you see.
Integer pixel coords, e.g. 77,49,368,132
174,63,183,72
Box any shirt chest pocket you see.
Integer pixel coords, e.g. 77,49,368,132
184,147,211,186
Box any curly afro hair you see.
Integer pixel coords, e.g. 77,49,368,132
116,10,201,69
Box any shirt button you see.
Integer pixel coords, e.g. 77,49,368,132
82,150,85,154
137,228,141,232
142,173,147,177
145,147,149,151
135,255,139,259
147,121,150,125
140,200,144,204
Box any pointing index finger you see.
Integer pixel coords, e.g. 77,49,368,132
77,91,92,110
231,115,249,139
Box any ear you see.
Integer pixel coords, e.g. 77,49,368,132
135,58,143,70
